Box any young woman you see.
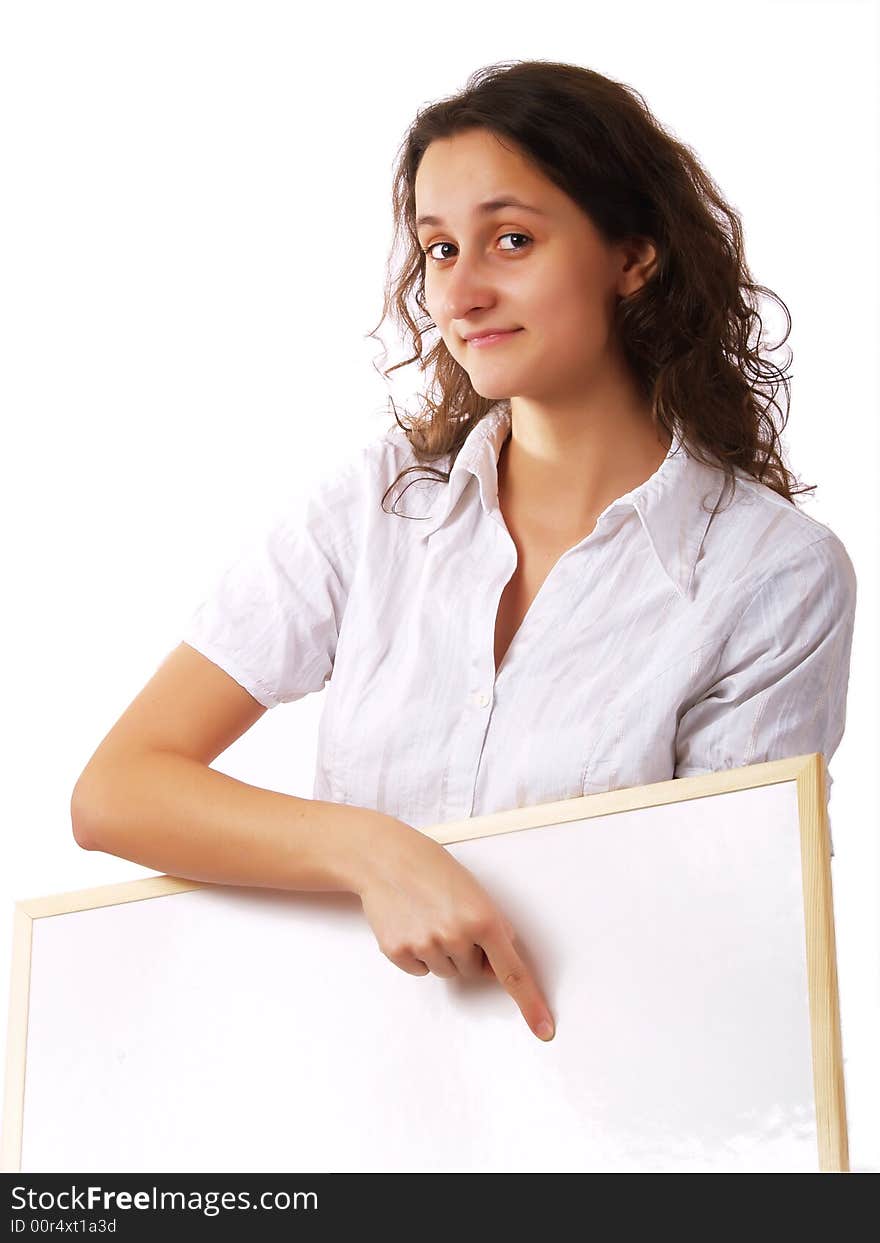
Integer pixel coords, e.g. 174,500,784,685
70,60,856,1046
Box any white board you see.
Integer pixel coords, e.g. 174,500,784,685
1,754,847,1173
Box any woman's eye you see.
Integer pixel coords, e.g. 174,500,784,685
422,233,532,263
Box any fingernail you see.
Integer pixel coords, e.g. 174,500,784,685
537,1020,555,1040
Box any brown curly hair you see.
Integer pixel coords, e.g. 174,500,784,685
366,58,813,521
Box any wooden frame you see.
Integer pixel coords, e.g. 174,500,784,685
1,752,847,1172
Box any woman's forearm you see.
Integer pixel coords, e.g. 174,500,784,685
70,752,397,896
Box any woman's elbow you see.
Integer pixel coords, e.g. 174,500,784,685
70,779,101,850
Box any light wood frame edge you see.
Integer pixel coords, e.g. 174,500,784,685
1,753,847,1172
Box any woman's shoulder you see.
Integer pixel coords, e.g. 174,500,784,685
275,422,452,547
331,421,444,484
708,466,856,602
295,423,421,510
359,422,453,515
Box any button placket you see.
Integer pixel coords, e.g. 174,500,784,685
450,507,510,814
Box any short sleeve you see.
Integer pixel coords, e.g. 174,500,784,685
180,447,366,709
674,534,857,853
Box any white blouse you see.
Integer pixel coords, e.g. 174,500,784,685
181,401,857,852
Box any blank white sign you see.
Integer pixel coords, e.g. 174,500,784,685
2,756,847,1172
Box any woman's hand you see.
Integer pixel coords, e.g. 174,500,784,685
354,815,555,1041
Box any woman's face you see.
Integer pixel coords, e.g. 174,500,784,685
414,127,655,405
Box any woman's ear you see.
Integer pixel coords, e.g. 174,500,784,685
618,235,659,297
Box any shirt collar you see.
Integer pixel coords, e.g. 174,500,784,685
414,400,727,601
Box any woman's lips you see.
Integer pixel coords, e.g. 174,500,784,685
467,328,523,348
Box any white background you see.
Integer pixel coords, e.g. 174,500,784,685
1,0,877,1170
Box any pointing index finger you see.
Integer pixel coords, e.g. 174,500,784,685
483,925,555,1041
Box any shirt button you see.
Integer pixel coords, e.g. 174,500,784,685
471,691,490,708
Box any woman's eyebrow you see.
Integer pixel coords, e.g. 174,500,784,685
415,197,549,228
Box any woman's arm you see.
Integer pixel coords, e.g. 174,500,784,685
72,748,396,894
70,643,555,1039
673,532,857,839
70,641,393,893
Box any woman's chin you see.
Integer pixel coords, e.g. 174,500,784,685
468,380,516,402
